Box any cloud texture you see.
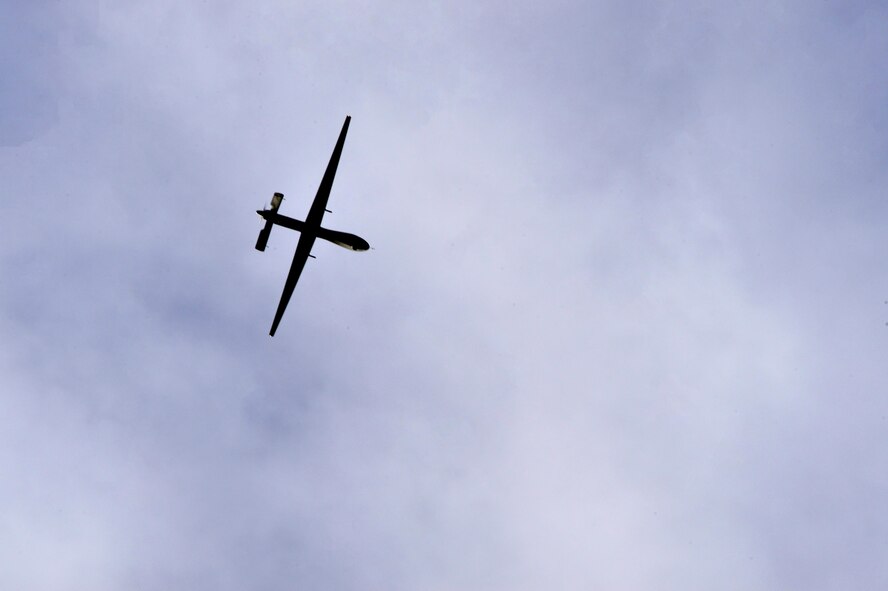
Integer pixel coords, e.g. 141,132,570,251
2,1,887,589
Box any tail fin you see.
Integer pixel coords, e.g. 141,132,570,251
255,222,273,251
255,192,284,251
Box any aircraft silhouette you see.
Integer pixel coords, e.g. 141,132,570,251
255,115,369,336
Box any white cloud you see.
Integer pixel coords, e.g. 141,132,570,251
1,0,886,589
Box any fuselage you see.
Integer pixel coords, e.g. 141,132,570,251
257,209,370,251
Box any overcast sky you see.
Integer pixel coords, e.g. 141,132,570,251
2,1,887,589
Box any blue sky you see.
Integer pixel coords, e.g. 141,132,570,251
2,1,887,589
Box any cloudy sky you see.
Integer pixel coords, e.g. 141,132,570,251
2,1,887,589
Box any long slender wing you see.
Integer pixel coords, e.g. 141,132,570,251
269,232,317,337
305,115,351,227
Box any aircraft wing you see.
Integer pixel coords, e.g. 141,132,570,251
305,115,351,227
269,231,318,336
